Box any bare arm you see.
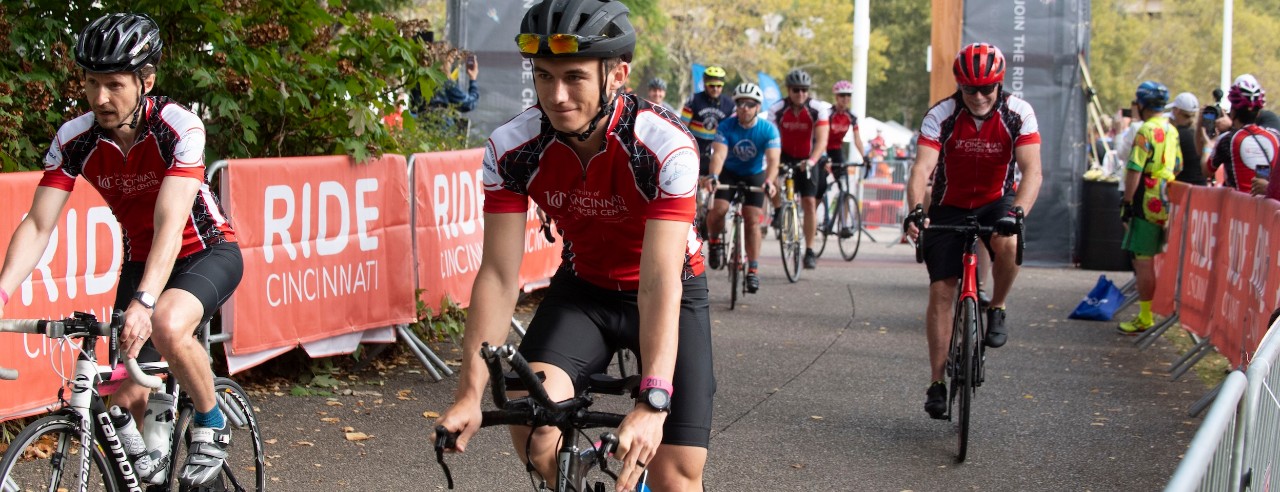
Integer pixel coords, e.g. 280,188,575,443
907,145,940,210
709,141,729,177
809,124,830,164
1012,143,1042,215
636,219,687,390
455,212,528,404
134,176,202,303
764,147,781,184
0,187,72,311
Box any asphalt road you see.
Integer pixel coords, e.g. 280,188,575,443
245,229,1205,491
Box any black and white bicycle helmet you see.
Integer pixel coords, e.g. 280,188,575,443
75,13,163,73
785,69,811,88
518,0,635,61
733,83,763,103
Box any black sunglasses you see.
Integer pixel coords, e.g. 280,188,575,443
789,87,809,94
735,100,759,108
960,84,998,96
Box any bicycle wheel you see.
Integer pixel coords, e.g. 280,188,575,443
814,196,830,258
951,297,979,463
171,378,266,491
837,192,863,261
0,413,119,491
779,202,801,283
729,213,741,310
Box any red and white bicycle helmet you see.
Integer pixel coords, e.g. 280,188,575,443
832,80,854,94
953,43,1005,86
1228,74,1266,111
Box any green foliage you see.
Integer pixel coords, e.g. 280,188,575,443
410,291,466,343
0,0,473,171
866,1,930,127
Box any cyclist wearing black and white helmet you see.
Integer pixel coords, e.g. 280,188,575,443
647,77,675,111
703,82,781,293
682,65,735,176
434,1,714,490
0,13,243,488
767,68,833,270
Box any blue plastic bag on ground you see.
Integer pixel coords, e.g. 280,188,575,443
1068,275,1125,321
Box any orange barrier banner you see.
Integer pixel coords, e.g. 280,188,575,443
411,150,560,312
1151,182,1190,317
0,172,121,420
1206,191,1274,367
224,155,416,355
1178,187,1228,338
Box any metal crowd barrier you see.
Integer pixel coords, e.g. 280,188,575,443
1165,316,1280,491
856,158,910,230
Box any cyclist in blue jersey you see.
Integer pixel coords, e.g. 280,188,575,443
682,66,736,176
703,83,781,293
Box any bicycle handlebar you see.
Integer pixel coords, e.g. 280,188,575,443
0,313,162,388
909,208,1026,267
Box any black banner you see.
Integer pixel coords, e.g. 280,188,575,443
963,0,1091,266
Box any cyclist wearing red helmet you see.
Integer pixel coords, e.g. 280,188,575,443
434,1,713,490
905,43,1042,419
1207,74,1279,194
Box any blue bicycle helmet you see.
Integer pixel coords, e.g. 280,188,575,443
1134,81,1169,111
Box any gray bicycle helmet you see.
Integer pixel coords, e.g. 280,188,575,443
648,77,667,90
518,0,635,61
785,69,811,88
75,13,163,73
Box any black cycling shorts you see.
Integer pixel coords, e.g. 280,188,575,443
713,170,767,208
519,270,716,448
782,156,825,198
115,242,244,362
922,195,1013,283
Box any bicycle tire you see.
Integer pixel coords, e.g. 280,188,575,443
0,412,119,491
780,202,801,283
729,212,741,310
837,193,863,261
170,378,267,492
814,197,830,258
954,298,978,463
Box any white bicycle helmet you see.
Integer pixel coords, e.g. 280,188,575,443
733,82,763,103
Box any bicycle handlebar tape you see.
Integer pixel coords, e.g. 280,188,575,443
480,344,509,407
433,425,457,489
1014,206,1025,266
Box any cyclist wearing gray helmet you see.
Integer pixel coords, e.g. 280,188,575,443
434,1,714,491
0,13,242,488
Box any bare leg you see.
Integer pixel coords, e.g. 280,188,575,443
927,279,958,381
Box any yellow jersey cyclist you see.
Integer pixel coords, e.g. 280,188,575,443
0,13,242,487
703,83,782,293
904,43,1042,419
682,65,735,177
434,1,715,491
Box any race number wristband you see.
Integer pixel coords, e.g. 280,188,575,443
639,376,674,396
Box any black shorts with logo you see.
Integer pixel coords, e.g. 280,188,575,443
518,270,716,448
713,170,767,208
115,242,244,362
922,195,1013,283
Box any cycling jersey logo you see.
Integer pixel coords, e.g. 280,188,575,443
97,171,161,195
658,148,698,198
731,141,759,162
955,138,1004,155
544,190,566,208
780,120,812,132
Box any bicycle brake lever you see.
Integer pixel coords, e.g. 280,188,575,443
434,425,458,489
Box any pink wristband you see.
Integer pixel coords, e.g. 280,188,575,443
0,288,8,306
640,376,673,395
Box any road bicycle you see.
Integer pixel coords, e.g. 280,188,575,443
909,207,1024,462
714,182,766,309
815,160,868,261
0,311,266,491
435,343,647,492
775,164,803,283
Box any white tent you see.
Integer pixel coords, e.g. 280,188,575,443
845,116,915,152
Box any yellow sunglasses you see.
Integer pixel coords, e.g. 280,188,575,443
516,33,608,55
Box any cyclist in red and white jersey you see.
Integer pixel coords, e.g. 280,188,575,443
904,43,1042,420
1208,75,1280,193
434,2,713,491
767,69,832,269
827,80,869,168
0,14,241,487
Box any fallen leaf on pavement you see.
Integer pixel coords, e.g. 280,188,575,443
295,441,314,446
423,411,440,419
320,417,340,423
345,432,371,441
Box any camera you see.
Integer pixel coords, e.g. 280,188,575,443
1202,105,1221,138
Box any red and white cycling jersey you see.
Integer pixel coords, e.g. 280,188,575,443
482,94,704,291
767,98,831,160
1211,124,1280,193
827,108,858,151
40,96,236,261
918,93,1040,209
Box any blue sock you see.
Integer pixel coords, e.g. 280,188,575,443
748,260,759,270
194,406,225,429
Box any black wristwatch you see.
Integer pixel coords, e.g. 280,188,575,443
133,291,156,310
639,387,672,412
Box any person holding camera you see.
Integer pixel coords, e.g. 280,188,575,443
1206,75,1279,194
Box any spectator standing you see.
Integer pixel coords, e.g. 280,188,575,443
411,50,480,114
1119,81,1180,334
1168,92,1207,185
